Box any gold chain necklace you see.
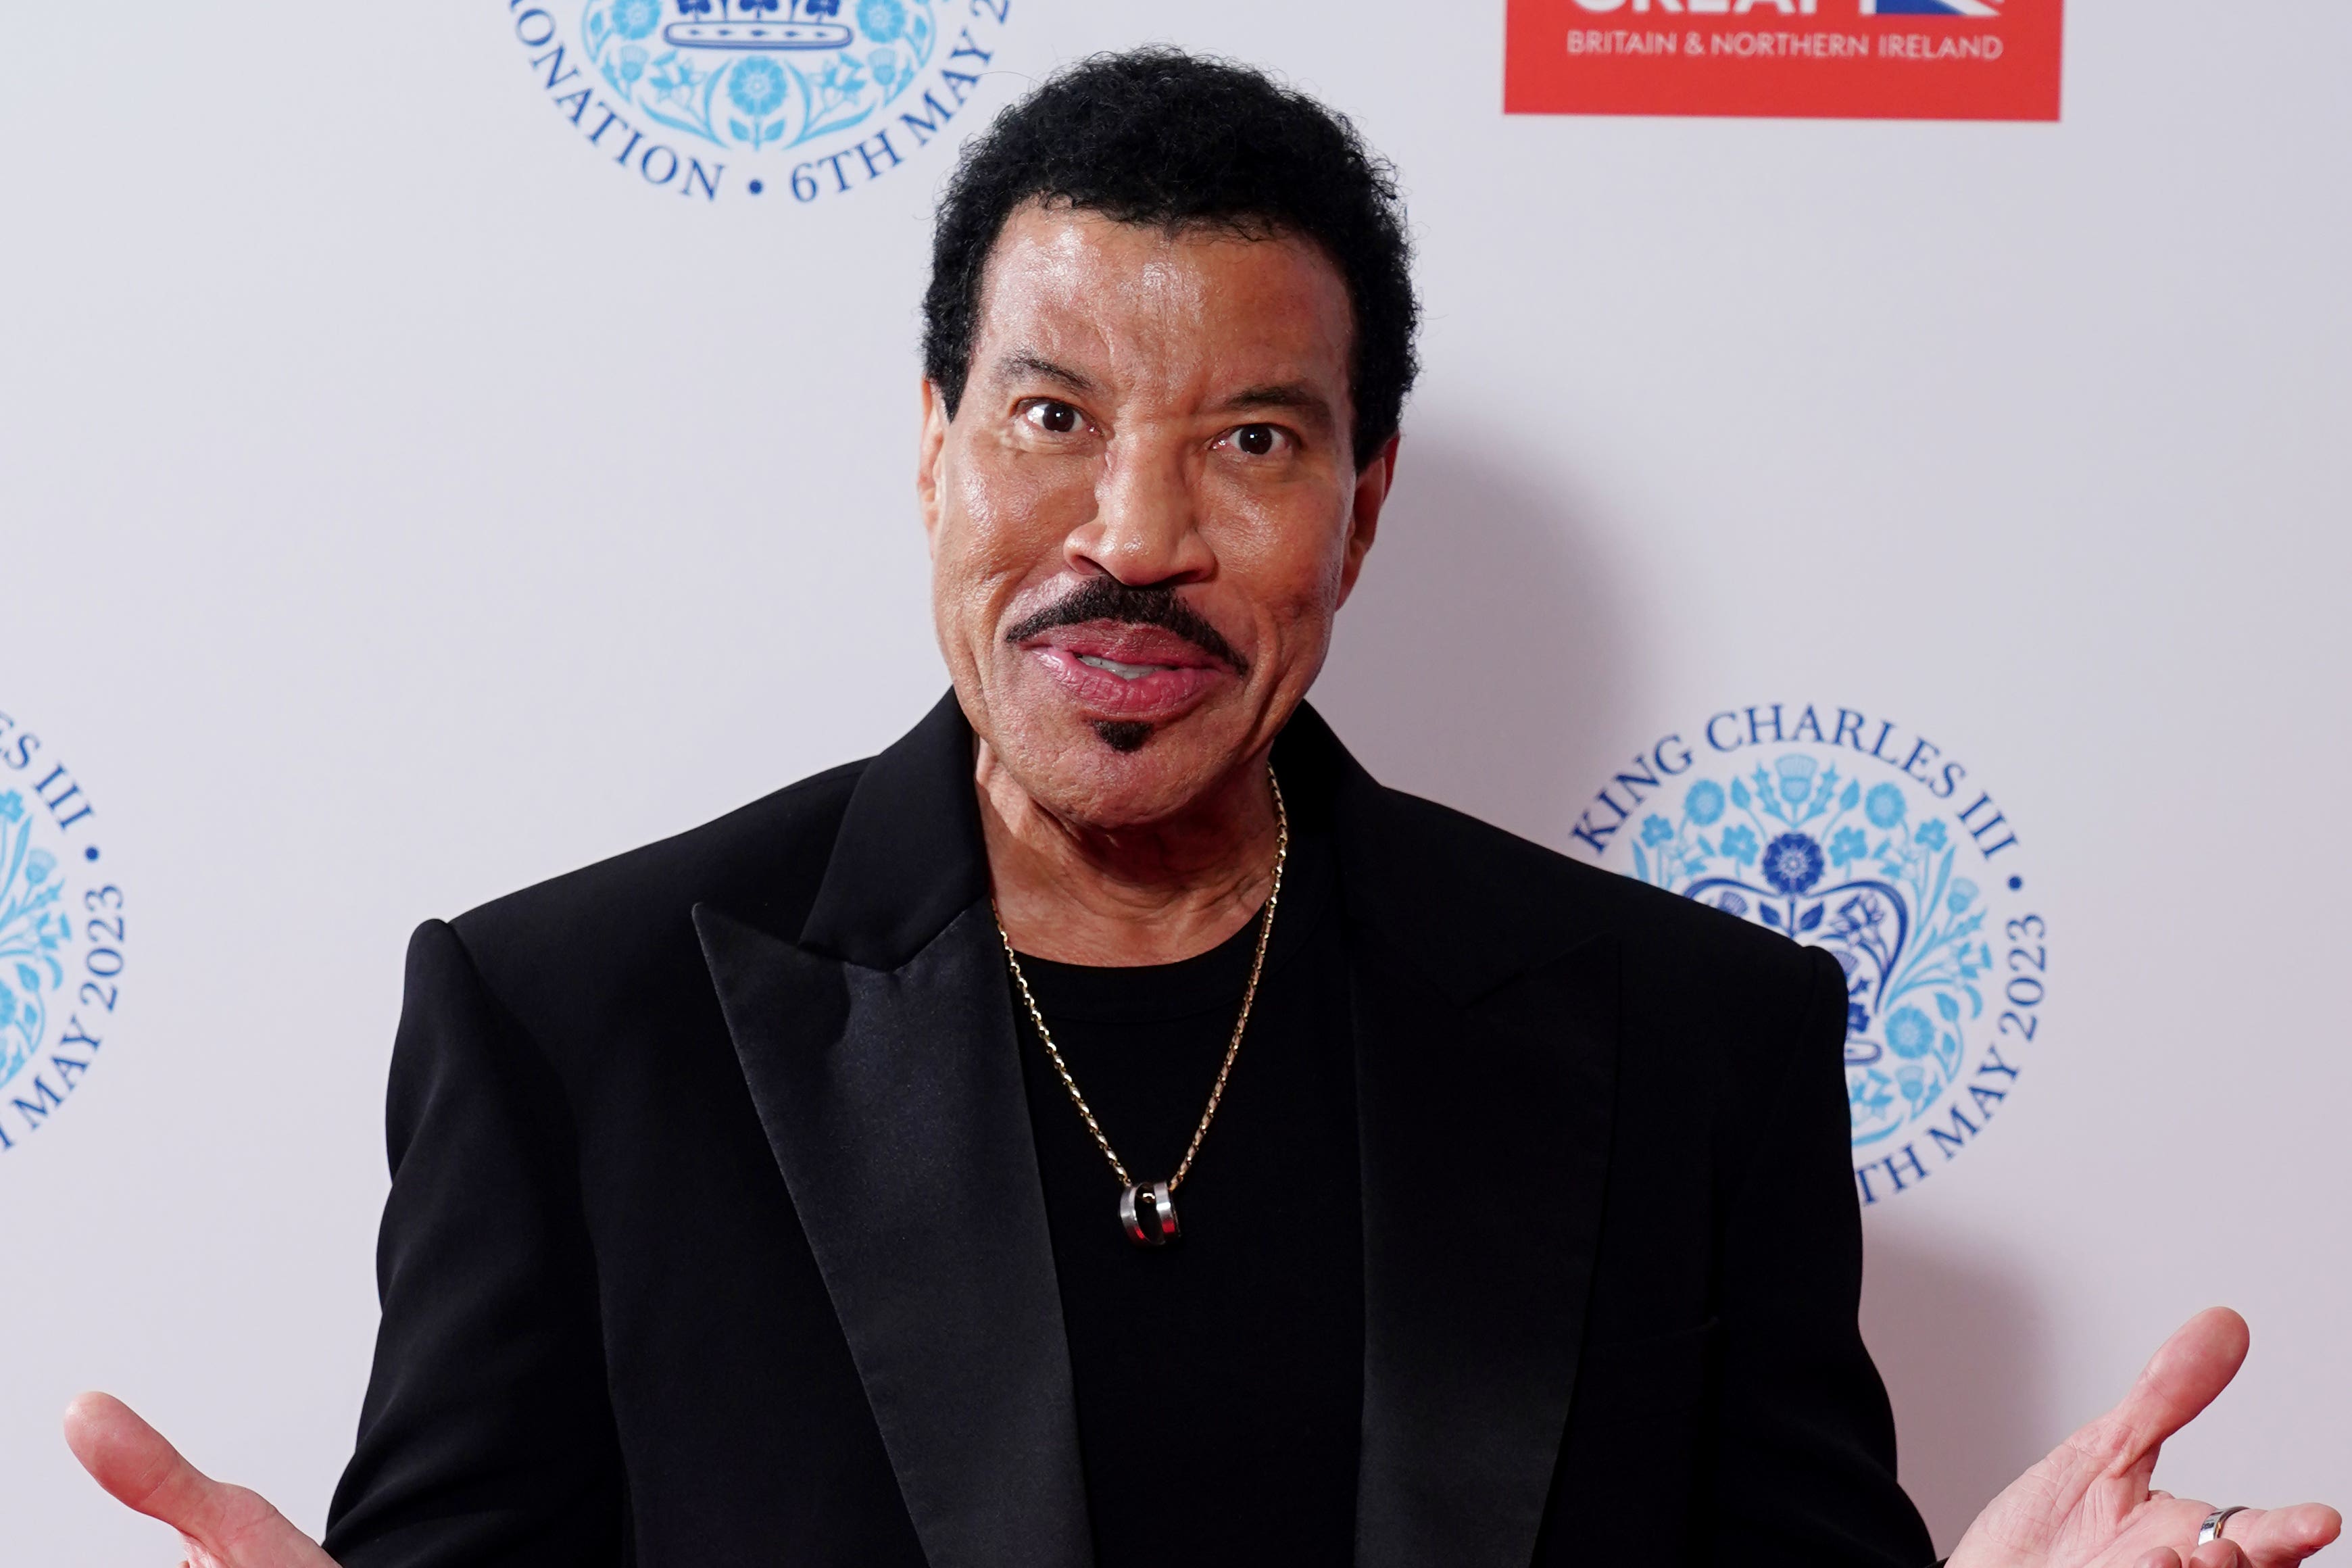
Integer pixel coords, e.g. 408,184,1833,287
994,769,1289,1248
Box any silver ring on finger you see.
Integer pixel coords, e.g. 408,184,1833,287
2199,1506,2252,1545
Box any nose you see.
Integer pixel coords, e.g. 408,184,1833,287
1066,426,1215,587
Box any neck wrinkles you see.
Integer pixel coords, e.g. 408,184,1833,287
977,744,1281,966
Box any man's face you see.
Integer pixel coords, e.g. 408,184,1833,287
920,203,1394,831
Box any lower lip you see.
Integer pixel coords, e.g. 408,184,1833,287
1026,646,1228,720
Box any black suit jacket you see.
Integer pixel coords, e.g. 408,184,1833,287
322,694,1934,1568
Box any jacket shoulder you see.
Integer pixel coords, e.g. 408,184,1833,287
447,756,868,985
1364,785,1842,1139
1365,784,1828,1001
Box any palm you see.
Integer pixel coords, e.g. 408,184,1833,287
1964,1440,2233,1568
1951,1310,2340,1568
62,1394,337,1568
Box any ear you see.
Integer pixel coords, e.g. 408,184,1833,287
917,378,951,555
1335,431,1400,608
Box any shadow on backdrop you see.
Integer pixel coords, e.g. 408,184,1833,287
1308,428,1644,851
1861,1228,2058,1555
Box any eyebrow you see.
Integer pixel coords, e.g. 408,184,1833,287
991,351,1100,396
1219,382,1335,428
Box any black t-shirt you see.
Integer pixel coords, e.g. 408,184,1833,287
1010,826,1362,1567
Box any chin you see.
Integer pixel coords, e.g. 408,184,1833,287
1022,711,1246,830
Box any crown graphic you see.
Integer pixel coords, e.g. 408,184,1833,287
666,0,853,50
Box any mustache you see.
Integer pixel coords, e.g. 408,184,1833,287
1002,578,1249,673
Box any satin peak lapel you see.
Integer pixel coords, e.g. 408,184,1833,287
1298,704,1623,1567
695,900,1094,1568
1352,927,1621,1568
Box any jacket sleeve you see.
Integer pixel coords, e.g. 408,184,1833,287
322,920,629,1567
1707,946,1936,1568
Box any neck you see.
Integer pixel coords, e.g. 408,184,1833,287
977,745,1281,967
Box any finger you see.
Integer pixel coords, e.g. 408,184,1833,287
2094,1308,2250,1479
2227,1504,2345,1568
2136,1552,2184,1568
2189,1543,2249,1568
62,1392,234,1540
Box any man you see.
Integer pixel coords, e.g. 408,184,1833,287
65,48,2338,1568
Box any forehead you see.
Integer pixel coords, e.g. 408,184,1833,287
973,203,1354,392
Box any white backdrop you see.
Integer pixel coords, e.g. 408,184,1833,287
2,2,2345,1559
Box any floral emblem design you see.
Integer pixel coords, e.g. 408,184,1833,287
1884,1006,1936,1058
1629,755,1999,1151
612,0,665,39
1577,707,2042,1201
581,0,941,157
729,57,788,117
858,0,909,41
0,791,72,1092
1761,832,1826,896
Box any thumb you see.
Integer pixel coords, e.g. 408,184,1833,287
64,1393,337,1568
64,1391,231,1536
2100,1308,2251,1481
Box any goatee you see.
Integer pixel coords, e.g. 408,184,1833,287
1092,720,1154,753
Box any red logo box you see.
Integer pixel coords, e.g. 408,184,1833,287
1505,0,2064,122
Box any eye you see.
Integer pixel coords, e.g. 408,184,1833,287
1225,423,1290,458
1021,399,1087,436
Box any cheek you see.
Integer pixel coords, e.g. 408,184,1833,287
1205,460,1354,572
933,448,1085,638
965,439,1099,561
1266,591,1342,683
1219,558,1346,700
1215,499,1356,640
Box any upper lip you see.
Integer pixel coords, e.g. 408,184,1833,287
1021,622,1230,671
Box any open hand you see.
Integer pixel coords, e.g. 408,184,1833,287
1949,1308,2339,1568
64,1393,339,1568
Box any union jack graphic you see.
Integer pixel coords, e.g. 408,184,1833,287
1862,0,2005,14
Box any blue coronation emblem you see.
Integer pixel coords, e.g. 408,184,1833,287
1579,706,2047,1203
585,0,939,155
0,708,120,1158
0,792,70,1092
1646,761,1994,1152
1590,719,2051,1194
1634,757,1994,1153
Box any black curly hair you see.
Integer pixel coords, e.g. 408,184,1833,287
921,48,1418,469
